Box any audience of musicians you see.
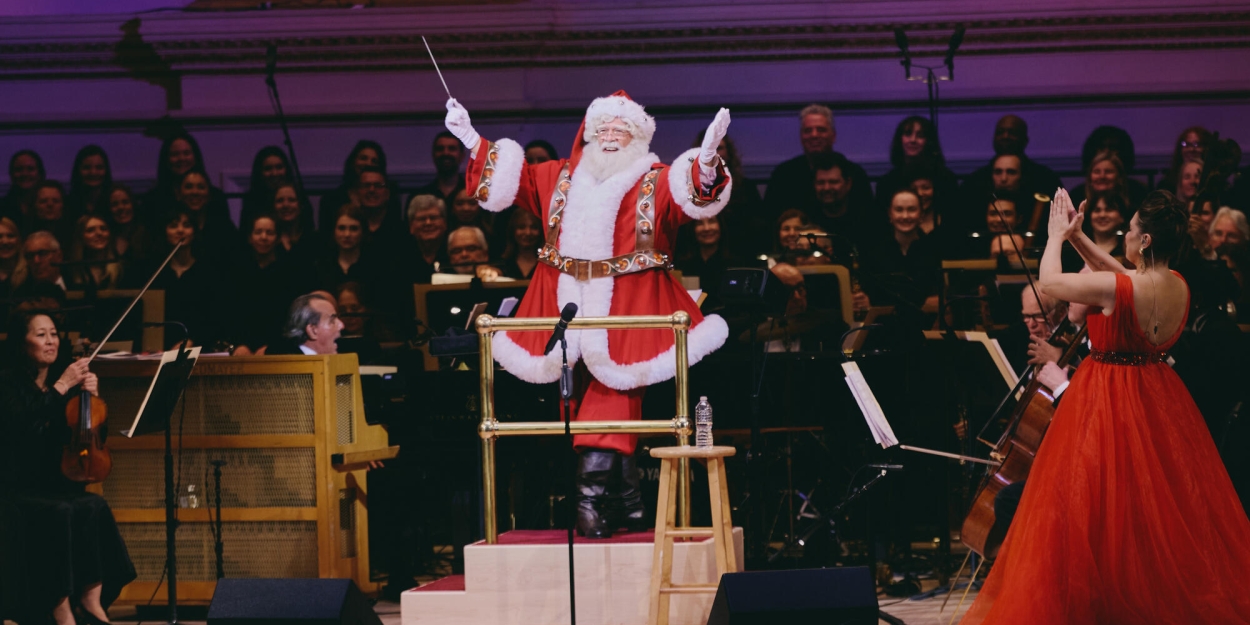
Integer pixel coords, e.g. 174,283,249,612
1,113,1245,359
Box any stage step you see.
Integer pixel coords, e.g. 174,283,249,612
402,528,743,625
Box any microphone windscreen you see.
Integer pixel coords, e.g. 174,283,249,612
560,302,578,322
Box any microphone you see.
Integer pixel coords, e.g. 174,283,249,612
144,321,189,341
945,25,965,79
894,28,912,78
543,302,578,356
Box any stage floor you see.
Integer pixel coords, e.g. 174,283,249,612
78,583,974,625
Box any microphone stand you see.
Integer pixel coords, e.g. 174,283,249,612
264,45,306,194
210,459,227,580
558,336,577,625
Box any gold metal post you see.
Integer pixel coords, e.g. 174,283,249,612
477,315,498,543
673,314,692,527
474,312,699,544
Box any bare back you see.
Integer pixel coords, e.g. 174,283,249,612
1125,270,1188,346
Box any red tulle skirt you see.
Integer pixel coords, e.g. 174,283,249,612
960,356,1250,624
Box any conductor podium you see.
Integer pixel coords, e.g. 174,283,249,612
92,354,393,604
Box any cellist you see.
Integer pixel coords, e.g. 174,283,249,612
989,286,1093,539
0,309,135,625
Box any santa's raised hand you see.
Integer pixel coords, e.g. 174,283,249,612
444,98,481,153
698,108,731,185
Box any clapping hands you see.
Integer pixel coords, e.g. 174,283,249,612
1047,188,1084,241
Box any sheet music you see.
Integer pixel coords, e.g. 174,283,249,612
124,346,200,438
464,302,489,331
842,361,898,448
988,337,1019,386
497,297,519,318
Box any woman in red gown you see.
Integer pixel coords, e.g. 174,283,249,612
961,189,1250,625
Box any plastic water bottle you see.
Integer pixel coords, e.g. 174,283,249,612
695,396,713,448
180,484,200,509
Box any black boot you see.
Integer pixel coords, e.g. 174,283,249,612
575,449,617,539
617,452,649,532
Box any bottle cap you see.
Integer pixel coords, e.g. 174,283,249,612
699,396,707,401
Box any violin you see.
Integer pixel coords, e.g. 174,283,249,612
960,319,1087,557
58,238,188,484
61,383,112,483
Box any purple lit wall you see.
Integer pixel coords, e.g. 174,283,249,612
1,1,1247,221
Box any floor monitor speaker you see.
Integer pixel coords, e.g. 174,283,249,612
706,566,878,625
207,578,382,625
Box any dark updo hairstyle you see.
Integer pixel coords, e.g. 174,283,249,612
1135,190,1189,264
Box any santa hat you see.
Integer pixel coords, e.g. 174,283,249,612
580,90,656,146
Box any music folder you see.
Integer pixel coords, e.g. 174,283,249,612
123,346,200,437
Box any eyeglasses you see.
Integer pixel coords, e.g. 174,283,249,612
594,126,632,140
1180,141,1202,148
24,249,55,259
1021,313,1047,323
359,182,387,190
412,215,445,224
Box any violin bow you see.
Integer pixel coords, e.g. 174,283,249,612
85,239,186,362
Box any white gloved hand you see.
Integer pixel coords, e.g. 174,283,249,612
444,98,480,152
698,108,731,187
699,108,731,167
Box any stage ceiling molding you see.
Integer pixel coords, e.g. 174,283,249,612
0,2,1248,77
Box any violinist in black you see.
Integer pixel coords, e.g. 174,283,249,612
0,311,135,625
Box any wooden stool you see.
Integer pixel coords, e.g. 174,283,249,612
647,445,738,625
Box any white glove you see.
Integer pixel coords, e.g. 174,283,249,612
698,108,731,187
444,98,480,152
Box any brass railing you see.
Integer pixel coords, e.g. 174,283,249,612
475,311,695,544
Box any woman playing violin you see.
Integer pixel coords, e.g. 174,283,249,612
0,310,135,625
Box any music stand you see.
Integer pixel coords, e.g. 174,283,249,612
123,345,200,625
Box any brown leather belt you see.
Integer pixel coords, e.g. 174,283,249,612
537,165,671,281
539,245,670,282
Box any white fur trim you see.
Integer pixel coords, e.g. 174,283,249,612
582,314,729,391
668,147,733,220
491,328,569,384
479,138,524,213
582,96,656,145
489,152,659,382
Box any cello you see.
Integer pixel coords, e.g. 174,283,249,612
59,239,188,483
959,319,1087,558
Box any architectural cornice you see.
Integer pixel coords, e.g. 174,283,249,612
1,6,1248,76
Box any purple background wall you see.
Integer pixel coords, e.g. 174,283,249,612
2,0,1248,221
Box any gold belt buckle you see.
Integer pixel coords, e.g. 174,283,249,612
574,259,592,282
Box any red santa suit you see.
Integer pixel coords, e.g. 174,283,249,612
463,92,732,455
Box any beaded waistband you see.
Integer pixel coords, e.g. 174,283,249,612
1089,349,1168,365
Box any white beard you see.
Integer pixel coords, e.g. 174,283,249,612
578,140,650,182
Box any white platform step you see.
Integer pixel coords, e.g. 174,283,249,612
402,529,743,625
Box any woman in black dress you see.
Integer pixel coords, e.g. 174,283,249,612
65,146,113,221
0,311,136,625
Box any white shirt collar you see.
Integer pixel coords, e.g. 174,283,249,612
298,344,318,355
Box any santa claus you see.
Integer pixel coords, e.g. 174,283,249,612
443,92,732,538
